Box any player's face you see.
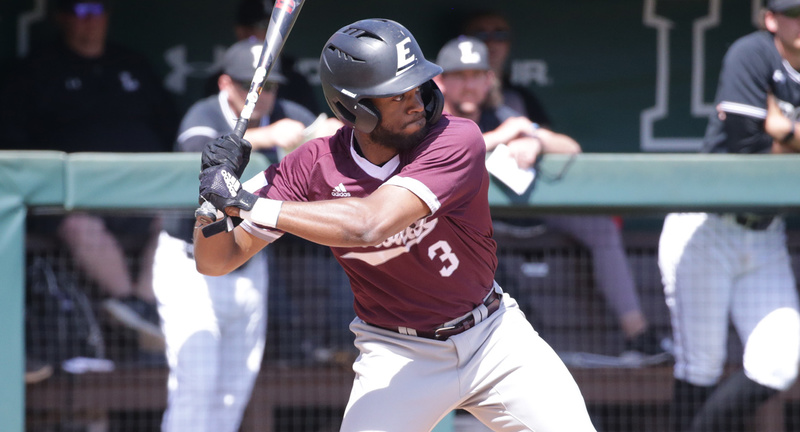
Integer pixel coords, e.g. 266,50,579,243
369,87,429,152
771,9,800,53
464,15,512,75
58,3,109,57
439,70,493,118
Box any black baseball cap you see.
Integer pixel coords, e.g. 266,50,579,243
222,38,287,84
435,36,491,73
767,0,800,12
236,0,272,28
55,0,107,11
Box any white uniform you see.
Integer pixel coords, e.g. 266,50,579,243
659,213,799,389
153,231,267,432
659,29,800,408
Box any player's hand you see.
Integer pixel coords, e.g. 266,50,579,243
201,134,252,178
199,165,257,216
507,136,542,169
245,118,307,152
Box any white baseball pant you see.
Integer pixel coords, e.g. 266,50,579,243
341,292,597,432
153,231,268,432
659,213,800,390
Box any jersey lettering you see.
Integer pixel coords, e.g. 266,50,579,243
341,218,437,266
396,37,415,76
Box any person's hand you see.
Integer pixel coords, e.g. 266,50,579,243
201,134,252,178
199,165,257,217
506,136,542,169
765,94,800,153
245,118,307,152
495,117,539,141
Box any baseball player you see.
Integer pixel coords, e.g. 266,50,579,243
152,38,319,432
659,1,800,430
194,18,597,432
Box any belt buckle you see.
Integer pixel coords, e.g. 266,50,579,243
434,324,458,340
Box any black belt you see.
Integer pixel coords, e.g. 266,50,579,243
733,213,775,231
371,290,502,341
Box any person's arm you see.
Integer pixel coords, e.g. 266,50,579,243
194,179,430,275
482,116,536,151
764,93,800,153
243,118,307,152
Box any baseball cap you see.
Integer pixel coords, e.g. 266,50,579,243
236,0,272,28
767,0,800,12
435,36,491,73
222,38,287,84
56,0,107,15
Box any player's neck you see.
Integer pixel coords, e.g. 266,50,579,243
353,131,396,167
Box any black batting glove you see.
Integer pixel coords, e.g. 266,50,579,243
201,134,252,178
199,165,258,213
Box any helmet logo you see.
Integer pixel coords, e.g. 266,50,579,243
395,37,416,76
457,41,482,65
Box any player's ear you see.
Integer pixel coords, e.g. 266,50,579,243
218,74,235,93
764,10,779,33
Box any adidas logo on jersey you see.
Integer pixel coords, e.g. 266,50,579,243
331,183,351,197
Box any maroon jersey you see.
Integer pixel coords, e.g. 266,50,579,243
242,114,497,330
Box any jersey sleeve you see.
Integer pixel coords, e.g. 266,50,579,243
385,116,487,216
715,35,773,119
240,140,318,240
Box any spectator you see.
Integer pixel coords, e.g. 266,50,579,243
462,10,551,126
659,1,800,430
152,37,338,431
0,0,178,355
203,0,321,114
433,36,670,363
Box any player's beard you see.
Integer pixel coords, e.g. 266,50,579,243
370,119,430,152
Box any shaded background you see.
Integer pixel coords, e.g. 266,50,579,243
1,0,762,153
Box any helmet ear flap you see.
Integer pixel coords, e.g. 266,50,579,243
356,99,381,134
421,80,444,126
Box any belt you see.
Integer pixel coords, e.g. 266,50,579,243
371,289,502,341
733,213,775,231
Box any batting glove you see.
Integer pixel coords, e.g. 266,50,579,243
201,134,252,178
199,165,257,213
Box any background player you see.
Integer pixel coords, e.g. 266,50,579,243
151,38,318,432
659,1,800,430
194,18,597,432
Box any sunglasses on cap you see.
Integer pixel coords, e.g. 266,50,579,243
71,2,105,18
781,7,800,18
473,30,511,43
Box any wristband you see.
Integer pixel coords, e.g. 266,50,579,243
240,198,283,228
781,121,796,144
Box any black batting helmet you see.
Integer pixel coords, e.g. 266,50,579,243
319,18,444,133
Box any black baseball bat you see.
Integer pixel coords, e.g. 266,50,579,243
201,0,305,238
232,0,306,138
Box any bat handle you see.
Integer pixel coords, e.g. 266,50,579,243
233,118,249,139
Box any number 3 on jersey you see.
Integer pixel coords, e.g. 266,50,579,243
428,240,459,277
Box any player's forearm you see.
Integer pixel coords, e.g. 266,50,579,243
233,192,423,248
192,220,254,276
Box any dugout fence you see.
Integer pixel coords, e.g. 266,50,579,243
4,151,800,432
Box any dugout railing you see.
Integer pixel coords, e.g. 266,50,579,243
4,151,800,432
